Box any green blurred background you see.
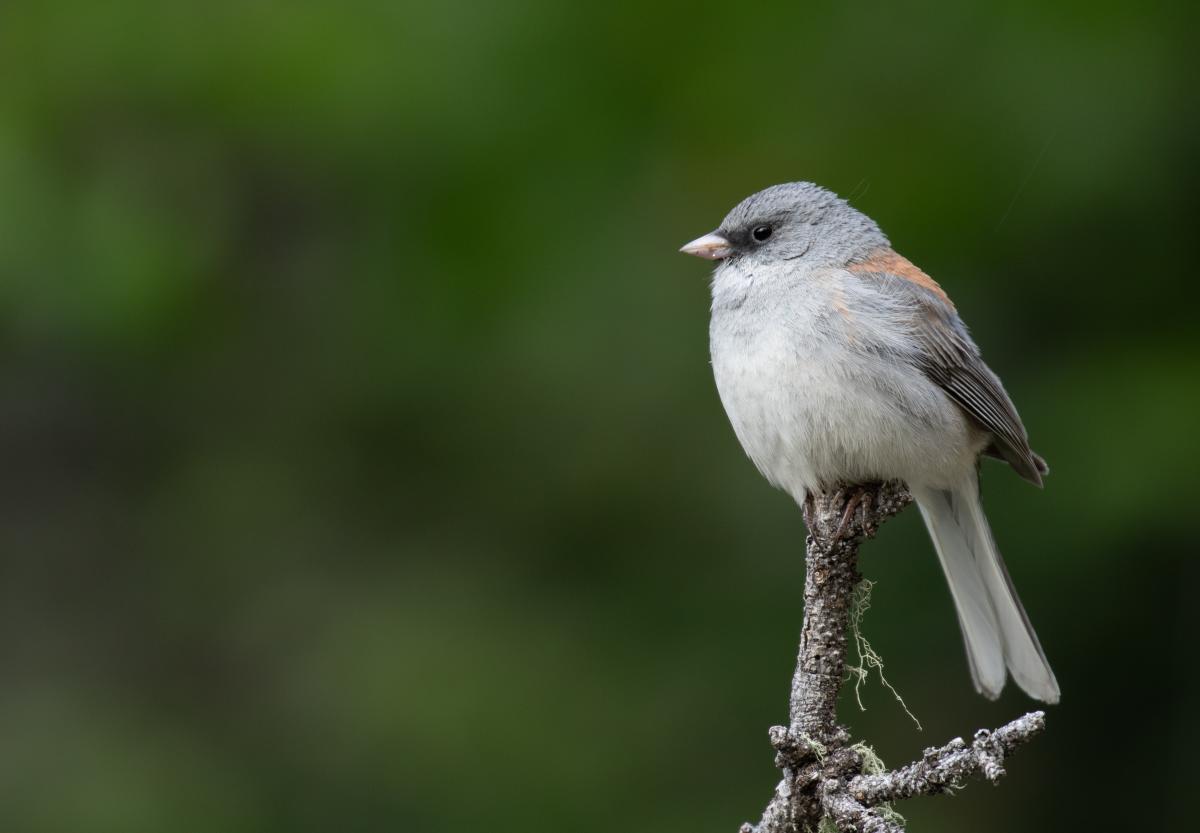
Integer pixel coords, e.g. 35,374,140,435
1,1,1196,831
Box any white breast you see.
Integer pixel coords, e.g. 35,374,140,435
708,260,980,504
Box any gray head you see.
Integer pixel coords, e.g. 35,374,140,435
680,182,888,266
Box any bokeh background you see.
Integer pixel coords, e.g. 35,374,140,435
1,1,1197,831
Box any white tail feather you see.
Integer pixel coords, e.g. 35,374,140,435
913,479,1060,704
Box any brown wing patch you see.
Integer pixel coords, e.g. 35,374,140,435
849,248,954,308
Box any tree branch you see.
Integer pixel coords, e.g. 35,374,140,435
848,712,1045,805
740,481,1047,833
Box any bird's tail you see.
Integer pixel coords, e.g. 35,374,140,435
911,477,1060,703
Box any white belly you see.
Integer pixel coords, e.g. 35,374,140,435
709,274,980,503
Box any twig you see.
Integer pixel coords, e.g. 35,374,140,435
848,712,1045,805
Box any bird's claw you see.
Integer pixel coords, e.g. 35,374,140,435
802,493,817,532
828,484,879,549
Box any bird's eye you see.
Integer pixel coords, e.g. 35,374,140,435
751,225,773,242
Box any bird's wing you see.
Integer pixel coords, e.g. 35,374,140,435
853,266,1047,486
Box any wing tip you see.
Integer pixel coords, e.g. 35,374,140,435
1022,451,1049,488
1033,452,1049,476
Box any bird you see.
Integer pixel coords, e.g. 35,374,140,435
679,182,1059,704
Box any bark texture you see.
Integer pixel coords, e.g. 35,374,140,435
741,482,1046,833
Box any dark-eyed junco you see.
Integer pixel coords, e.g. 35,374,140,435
680,182,1058,703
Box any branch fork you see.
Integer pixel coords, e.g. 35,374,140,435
742,482,1046,833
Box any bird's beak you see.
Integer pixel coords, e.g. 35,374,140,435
679,232,733,260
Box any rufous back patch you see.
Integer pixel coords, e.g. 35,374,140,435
849,249,954,308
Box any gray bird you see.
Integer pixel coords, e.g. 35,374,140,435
680,182,1059,703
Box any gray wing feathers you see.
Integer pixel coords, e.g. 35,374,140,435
861,272,1046,485
913,480,1060,703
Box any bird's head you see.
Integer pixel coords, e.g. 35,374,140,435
680,182,888,267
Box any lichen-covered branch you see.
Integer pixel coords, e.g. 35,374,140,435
848,711,1045,805
741,481,1047,833
820,781,902,833
790,483,911,743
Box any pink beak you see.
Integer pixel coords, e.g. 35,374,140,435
679,232,733,260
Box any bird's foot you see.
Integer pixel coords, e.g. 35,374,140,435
828,484,880,548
